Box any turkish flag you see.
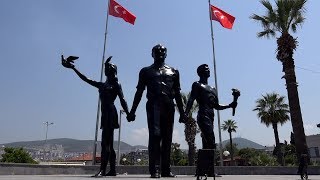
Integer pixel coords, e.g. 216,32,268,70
211,5,235,29
109,0,136,25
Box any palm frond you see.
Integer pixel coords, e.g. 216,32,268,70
252,0,307,37
257,29,276,38
250,14,271,29
261,0,273,12
291,15,305,33
253,92,290,128
221,119,238,133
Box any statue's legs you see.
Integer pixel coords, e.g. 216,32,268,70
107,130,116,175
197,113,215,149
100,128,115,174
197,114,216,178
160,102,174,175
146,101,161,175
146,99,175,177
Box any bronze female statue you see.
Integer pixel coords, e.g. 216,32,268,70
61,56,129,177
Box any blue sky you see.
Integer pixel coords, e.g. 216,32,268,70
0,0,319,149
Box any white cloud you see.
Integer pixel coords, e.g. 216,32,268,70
173,129,188,149
304,123,318,136
128,127,149,146
126,127,189,149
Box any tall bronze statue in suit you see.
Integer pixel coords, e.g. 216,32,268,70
127,44,185,178
61,56,129,177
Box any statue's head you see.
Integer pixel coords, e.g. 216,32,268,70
197,64,210,78
104,57,117,77
152,44,167,63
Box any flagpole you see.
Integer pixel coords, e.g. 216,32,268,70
92,0,111,165
208,0,224,167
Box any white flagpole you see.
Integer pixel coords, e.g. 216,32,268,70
92,0,111,165
208,0,224,167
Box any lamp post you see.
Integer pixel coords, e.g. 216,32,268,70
122,157,127,165
223,150,230,157
223,150,230,166
137,158,141,165
117,110,124,165
43,121,54,161
44,122,54,143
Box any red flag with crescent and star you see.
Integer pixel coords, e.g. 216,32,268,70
109,0,136,25
210,5,235,29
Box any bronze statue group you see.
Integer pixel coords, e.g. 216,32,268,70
61,44,238,178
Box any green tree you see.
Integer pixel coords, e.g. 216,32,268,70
221,119,238,164
223,143,239,158
238,148,259,165
1,147,37,164
283,144,297,166
250,152,278,166
253,93,289,147
170,143,187,166
239,148,279,166
179,92,199,166
119,154,134,165
253,92,290,164
250,0,308,158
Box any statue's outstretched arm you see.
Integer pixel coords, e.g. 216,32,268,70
72,68,100,88
61,55,99,88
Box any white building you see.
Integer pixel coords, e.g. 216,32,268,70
306,134,320,163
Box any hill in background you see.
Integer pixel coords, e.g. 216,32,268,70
1,137,267,154
220,137,266,149
0,138,147,154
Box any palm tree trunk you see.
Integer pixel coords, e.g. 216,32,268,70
283,59,308,157
272,123,280,146
272,123,282,165
188,143,195,166
229,132,234,165
278,33,308,158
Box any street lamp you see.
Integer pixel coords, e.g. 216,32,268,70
43,121,53,161
223,150,230,157
137,158,141,165
122,158,127,165
223,150,230,166
317,123,320,128
43,121,54,143
117,110,125,165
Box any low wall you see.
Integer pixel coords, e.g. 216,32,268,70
0,163,319,175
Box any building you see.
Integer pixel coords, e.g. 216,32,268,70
306,134,320,163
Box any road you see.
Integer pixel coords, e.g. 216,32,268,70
0,175,320,180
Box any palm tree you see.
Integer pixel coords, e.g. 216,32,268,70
253,92,290,164
179,92,199,166
221,119,238,165
250,0,308,157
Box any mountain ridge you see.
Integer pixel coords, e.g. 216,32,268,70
0,138,147,154
1,137,266,153
220,137,266,149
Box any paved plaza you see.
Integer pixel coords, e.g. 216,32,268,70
0,175,320,180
